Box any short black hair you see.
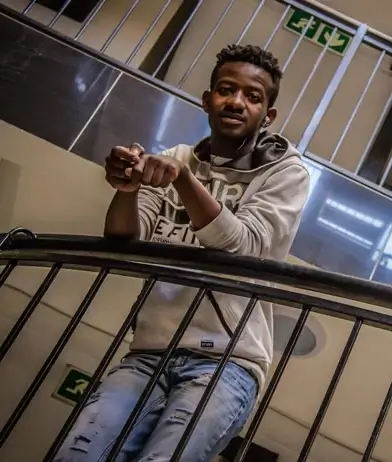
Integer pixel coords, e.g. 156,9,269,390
210,44,282,107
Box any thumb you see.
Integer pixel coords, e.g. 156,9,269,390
125,155,146,178
129,142,145,158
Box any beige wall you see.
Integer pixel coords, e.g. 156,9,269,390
1,122,391,461
0,0,182,68
317,0,392,36
164,0,392,174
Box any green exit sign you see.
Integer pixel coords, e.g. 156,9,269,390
53,365,96,406
285,9,352,56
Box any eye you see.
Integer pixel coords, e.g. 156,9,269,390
217,86,232,96
248,92,262,103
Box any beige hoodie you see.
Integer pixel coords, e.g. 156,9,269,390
129,131,310,387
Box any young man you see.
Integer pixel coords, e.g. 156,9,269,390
56,44,309,461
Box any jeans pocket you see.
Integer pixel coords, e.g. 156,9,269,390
221,363,258,406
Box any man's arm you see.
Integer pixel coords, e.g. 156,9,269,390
104,187,163,240
173,165,222,230
104,145,164,240
174,162,309,258
104,190,140,239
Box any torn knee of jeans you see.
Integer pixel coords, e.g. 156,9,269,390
168,408,193,424
145,453,163,460
69,434,96,453
193,373,212,387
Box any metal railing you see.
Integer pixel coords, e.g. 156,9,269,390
0,0,391,195
1,228,392,461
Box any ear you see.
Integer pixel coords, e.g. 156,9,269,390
202,90,211,114
263,107,277,127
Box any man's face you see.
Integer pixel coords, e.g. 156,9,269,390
203,61,277,140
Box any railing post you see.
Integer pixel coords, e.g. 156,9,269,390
104,287,208,461
0,263,62,363
171,296,259,462
43,277,158,461
234,306,311,462
297,319,363,461
362,381,392,461
0,268,108,448
0,262,17,289
296,23,368,154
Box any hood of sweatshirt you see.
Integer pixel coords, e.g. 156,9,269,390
194,129,299,171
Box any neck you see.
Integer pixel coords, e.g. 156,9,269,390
210,132,258,159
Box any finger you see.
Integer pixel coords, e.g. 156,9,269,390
129,142,145,157
105,165,128,179
150,167,165,188
141,162,156,185
105,155,131,170
111,146,140,164
160,169,176,188
127,156,146,186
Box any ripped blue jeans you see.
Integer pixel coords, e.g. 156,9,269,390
55,349,257,462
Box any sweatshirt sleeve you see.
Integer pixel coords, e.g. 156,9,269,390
138,185,164,241
193,163,309,258
137,147,177,240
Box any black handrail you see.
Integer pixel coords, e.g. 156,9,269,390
1,230,392,461
1,233,391,309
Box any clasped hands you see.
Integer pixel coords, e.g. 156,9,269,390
105,143,185,193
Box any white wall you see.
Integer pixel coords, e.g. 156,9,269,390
164,0,392,174
0,0,182,68
1,122,392,461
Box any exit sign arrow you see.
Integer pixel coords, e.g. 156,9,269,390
285,9,352,56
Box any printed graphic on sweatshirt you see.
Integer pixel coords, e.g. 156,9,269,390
150,177,247,245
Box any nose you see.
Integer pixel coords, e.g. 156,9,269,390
226,91,245,110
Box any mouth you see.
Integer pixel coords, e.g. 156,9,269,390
218,112,246,126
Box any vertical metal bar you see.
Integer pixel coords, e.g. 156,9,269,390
171,296,259,462
43,277,157,461
355,94,392,175
297,24,368,154
234,306,311,462
68,73,122,151
282,14,316,72
330,51,386,163
74,0,107,40
281,27,338,132
22,0,37,15
178,0,236,88
0,263,61,363
0,262,17,289
152,0,205,78
297,319,363,462
100,0,142,53
369,224,392,281
379,134,392,186
0,268,108,448
125,0,175,66
47,0,74,28
235,0,266,45
362,381,392,462
69,0,175,150
105,287,207,461
264,5,291,51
